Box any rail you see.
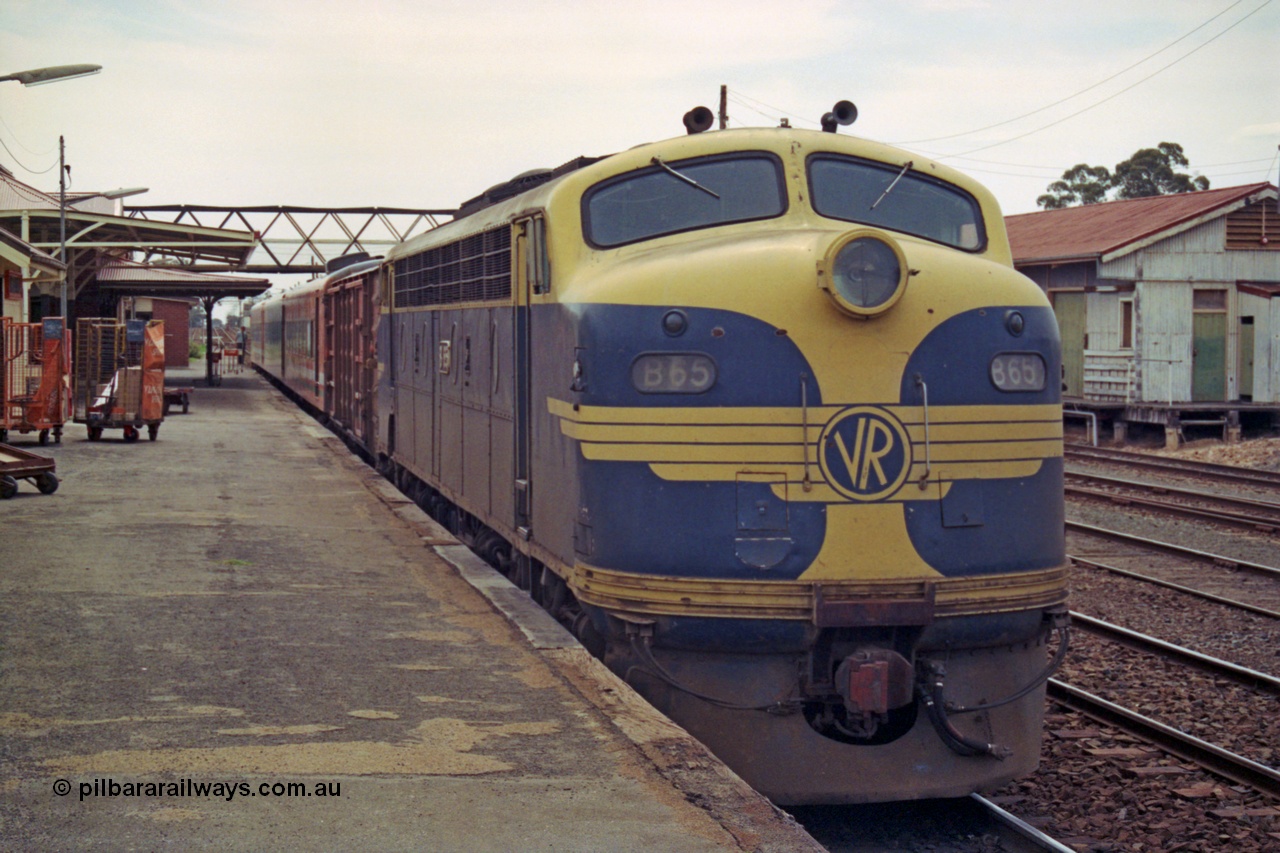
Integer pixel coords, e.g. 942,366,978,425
1047,679,1280,799
1068,554,1280,620
1065,520,1280,581
969,795,1078,853
1069,612,1280,695
1065,445,1280,488
1064,476,1280,534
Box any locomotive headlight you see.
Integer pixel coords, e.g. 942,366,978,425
819,231,909,318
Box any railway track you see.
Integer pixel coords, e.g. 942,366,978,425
1068,553,1280,620
1066,519,1280,580
1070,611,1280,697
1046,678,1280,801
1065,471,1280,533
974,445,1280,848
792,794,1074,852
1065,444,1280,489
1066,611,1280,790
1066,519,1280,623
994,605,1280,849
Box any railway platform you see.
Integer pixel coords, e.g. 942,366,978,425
0,367,820,852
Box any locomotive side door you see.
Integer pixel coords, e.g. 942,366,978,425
513,215,548,539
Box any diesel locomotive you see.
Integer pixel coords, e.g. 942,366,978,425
251,103,1068,804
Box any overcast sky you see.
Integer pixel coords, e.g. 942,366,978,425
2,0,1278,222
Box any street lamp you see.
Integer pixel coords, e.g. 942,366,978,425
0,64,102,87
1,63,102,321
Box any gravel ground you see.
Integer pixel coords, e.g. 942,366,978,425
1067,564,1280,675
1058,631,1279,768
994,711,1280,853
1067,500,1280,572
1153,437,1280,473
992,436,1280,851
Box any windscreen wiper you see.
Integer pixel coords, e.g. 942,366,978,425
651,157,720,199
871,160,913,211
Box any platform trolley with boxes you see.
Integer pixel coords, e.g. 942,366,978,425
73,318,166,442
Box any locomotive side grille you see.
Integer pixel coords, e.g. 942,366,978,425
394,225,512,308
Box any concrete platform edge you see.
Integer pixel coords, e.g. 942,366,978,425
339,452,824,851
431,542,824,853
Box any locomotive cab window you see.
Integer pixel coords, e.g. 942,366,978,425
583,152,786,248
808,155,985,251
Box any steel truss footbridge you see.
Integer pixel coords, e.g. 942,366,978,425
124,205,457,274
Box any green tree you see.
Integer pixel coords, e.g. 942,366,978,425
1036,163,1113,209
1037,142,1209,209
1111,142,1210,200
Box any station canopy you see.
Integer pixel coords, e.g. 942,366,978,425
0,167,264,303
0,225,65,287
96,258,269,301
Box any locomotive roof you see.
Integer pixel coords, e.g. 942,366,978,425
387,127,1005,264
456,156,606,218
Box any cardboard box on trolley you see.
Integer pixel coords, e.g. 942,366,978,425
73,318,166,442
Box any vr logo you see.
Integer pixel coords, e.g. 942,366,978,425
819,407,912,501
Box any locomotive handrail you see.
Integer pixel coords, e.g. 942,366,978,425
490,320,500,395
915,374,932,488
800,373,813,492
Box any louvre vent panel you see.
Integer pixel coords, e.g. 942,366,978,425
1226,198,1280,250
393,225,513,307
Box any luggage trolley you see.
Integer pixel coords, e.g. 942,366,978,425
1,316,70,445
73,318,167,442
0,442,58,498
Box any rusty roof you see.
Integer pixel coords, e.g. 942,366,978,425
98,259,269,299
1006,182,1276,264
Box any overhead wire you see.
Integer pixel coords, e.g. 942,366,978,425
1267,146,1280,183
729,1,1270,157
724,91,1275,187
727,0,1276,186
726,90,823,128
723,93,780,126
0,136,58,175
0,112,55,156
896,0,1253,145
940,0,1274,159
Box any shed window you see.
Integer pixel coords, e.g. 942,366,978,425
1192,290,1226,310
1120,298,1134,349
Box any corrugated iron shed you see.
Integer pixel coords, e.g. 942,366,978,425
1006,182,1275,264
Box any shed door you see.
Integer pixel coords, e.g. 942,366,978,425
1238,317,1255,401
1053,292,1085,397
1192,291,1227,402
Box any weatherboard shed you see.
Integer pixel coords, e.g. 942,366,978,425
1006,183,1280,440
